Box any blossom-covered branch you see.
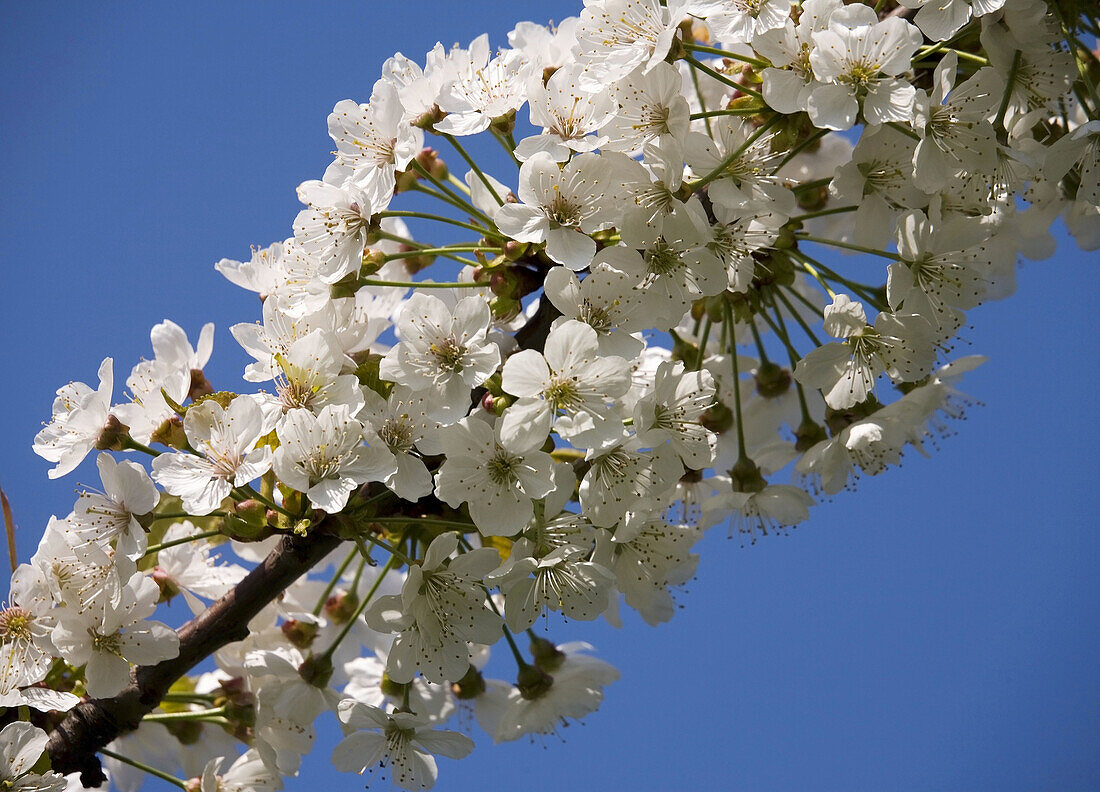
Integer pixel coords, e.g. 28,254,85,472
4,0,1097,790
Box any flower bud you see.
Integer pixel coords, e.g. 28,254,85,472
795,185,829,212
754,361,791,399
489,295,521,322
188,369,214,402
152,567,180,603
825,394,880,435
794,417,827,452
165,720,202,745
452,665,486,700
298,653,334,688
516,663,554,700
149,414,187,449
729,455,766,493
489,270,518,297
489,109,516,136
416,147,448,181
411,104,446,130
504,240,528,261
669,330,699,364
491,394,512,416
530,635,565,671
705,295,726,323
324,591,359,625
94,414,129,451
380,672,406,699
221,499,275,542
281,618,320,650
699,401,734,434
395,167,419,194
361,248,388,277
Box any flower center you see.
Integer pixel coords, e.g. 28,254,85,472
487,446,522,486
380,416,416,454
0,608,32,642
543,377,583,411
90,629,123,656
429,336,468,372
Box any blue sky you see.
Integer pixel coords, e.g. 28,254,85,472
1,2,1098,790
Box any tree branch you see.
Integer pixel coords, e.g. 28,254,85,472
46,530,342,786
46,284,562,787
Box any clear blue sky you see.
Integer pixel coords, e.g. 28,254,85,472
1,3,1098,790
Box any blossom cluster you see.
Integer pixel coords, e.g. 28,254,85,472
6,0,1098,789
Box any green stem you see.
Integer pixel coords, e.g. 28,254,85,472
797,258,837,299
317,554,398,665
312,545,359,617
682,42,768,69
993,50,1023,133
142,529,221,559
378,210,504,240
788,248,885,310
147,511,227,522
789,205,857,223
410,162,495,226
722,303,749,459
447,173,473,194
791,176,832,194
359,531,414,565
359,278,485,289
773,287,822,347
491,129,523,167
120,436,161,457
689,64,714,137
682,55,764,100
794,233,897,260
442,133,505,205
367,516,478,531
160,692,216,704
234,485,294,518
695,317,713,371
761,293,812,420
375,231,484,267
748,318,771,365
886,121,921,141
143,706,226,723
500,624,529,668
690,108,763,120
775,128,829,170
382,245,495,262
98,749,187,790
689,114,781,192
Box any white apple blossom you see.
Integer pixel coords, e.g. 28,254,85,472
434,418,556,537
573,0,687,90
514,64,614,162
33,357,113,479
331,700,474,790
365,533,501,684
500,320,632,451
807,6,923,130
152,396,274,516
68,452,158,559
8,4,1098,788
327,80,423,207
380,293,501,411
0,723,66,792
273,405,396,514
494,151,626,271
51,572,178,698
